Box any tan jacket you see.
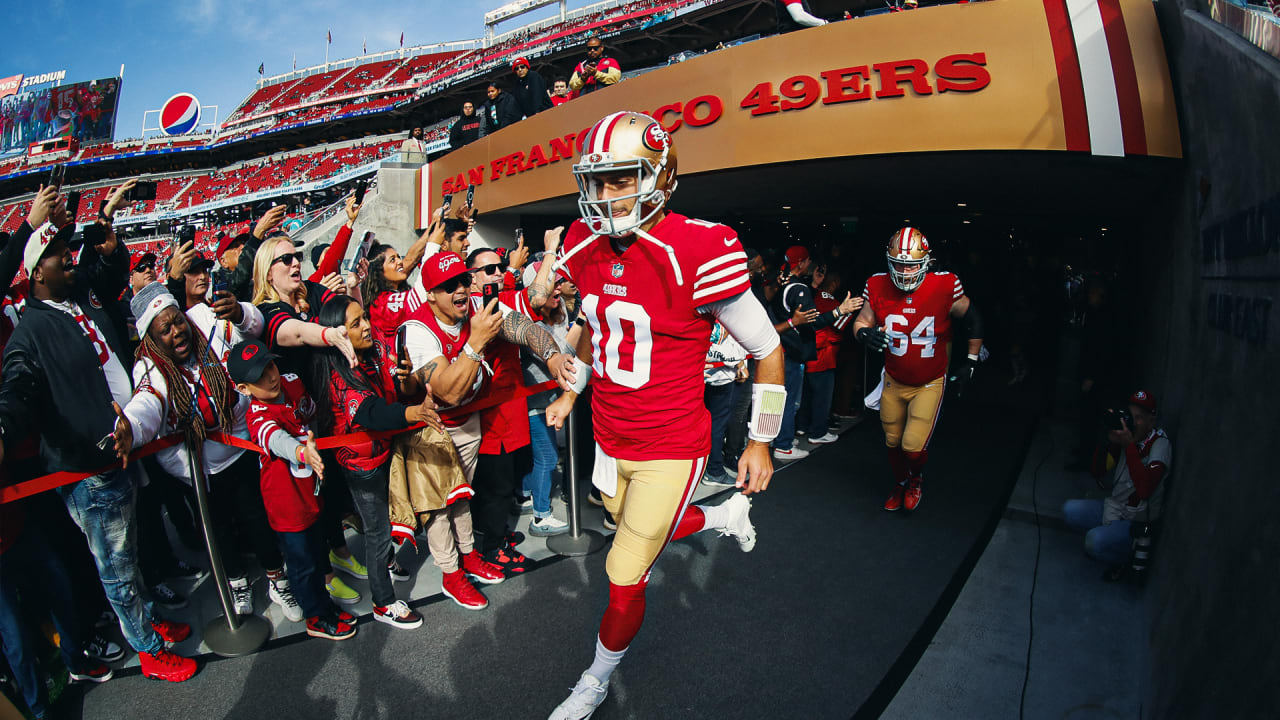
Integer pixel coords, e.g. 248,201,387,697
388,425,473,549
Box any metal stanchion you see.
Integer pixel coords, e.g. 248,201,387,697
547,408,606,557
187,441,270,657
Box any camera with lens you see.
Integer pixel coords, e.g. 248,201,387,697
1104,407,1133,431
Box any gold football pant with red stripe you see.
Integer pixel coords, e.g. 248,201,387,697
879,374,946,453
601,457,707,587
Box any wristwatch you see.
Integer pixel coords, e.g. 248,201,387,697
541,346,560,362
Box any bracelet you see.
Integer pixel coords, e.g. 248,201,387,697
296,445,306,464
787,319,795,329
321,328,335,346
967,353,979,362
463,343,484,362
541,346,559,362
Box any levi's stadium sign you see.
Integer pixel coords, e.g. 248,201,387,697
418,0,1181,224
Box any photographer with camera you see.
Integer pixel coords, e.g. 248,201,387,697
1062,390,1172,572
569,36,621,97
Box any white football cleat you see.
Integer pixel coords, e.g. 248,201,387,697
718,492,757,553
548,671,609,720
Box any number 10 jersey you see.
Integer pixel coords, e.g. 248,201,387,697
862,271,966,387
558,213,752,461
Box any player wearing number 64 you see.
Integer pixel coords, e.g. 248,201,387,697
853,226,985,514
544,111,788,720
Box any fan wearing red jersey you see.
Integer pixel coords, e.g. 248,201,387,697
853,227,984,512
544,112,786,720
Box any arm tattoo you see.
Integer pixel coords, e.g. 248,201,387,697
414,360,439,387
527,283,551,312
501,311,558,361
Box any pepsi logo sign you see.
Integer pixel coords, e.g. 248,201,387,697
160,93,201,136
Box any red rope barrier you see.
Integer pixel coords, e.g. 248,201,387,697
0,380,558,505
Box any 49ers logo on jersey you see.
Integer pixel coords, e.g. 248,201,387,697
641,123,669,152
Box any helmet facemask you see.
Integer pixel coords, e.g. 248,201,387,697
888,255,929,292
573,154,674,237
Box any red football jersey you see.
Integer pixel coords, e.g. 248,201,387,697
558,212,752,460
863,271,965,386
246,373,323,533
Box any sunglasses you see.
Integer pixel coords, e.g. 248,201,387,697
133,262,155,273
469,263,502,275
271,252,303,268
436,274,473,294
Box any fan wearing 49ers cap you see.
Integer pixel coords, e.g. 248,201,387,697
545,111,786,720
853,227,984,512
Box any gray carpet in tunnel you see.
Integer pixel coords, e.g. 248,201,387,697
67,397,1033,720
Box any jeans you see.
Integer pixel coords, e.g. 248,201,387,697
800,369,836,438
56,466,163,655
1063,499,1132,566
725,361,755,466
774,359,807,451
343,464,396,608
0,522,92,717
704,382,738,475
522,413,558,518
275,523,331,620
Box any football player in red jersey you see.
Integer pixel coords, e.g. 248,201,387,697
853,227,984,512
544,111,787,719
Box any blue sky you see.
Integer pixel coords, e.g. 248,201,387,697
0,0,595,139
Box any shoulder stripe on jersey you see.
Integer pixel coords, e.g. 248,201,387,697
694,264,746,289
695,251,747,277
691,274,750,302
256,420,280,451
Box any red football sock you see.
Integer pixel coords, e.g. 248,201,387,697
887,446,910,485
670,505,706,541
904,449,928,478
598,581,647,652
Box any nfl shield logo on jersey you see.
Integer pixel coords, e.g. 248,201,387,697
611,263,624,278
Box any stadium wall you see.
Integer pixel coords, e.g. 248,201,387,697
1140,2,1280,716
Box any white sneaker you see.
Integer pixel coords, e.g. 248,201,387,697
269,577,303,622
717,493,756,552
229,577,253,615
548,671,609,720
772,446,809,461
808,432,839,445
529,515,570,537
723,463,738,479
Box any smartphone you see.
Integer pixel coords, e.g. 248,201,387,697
482,281,499,309
352,231,376,265
178,225,196,246
212,274,230,295
126,181,157,202
48,164,66,190
354,179,368,205
515,228,523,245
441,193,452,217
66,190,82,220
396,326,410,366
466,184,475,208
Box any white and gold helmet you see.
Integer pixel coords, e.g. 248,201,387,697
573,111,678,237
887,226,931,292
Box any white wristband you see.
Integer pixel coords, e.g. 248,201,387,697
569,357,591,393
967,353,979,362
747,382,787,443
463,343,484,362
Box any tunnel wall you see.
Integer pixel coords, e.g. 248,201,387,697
1140,3,1280,716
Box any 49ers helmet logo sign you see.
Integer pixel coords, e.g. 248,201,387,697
641,123,670,152
160,93,201,136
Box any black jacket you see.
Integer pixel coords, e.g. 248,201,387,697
485,91,523,134
512,71,552,118
774,277,837,363
0,240,133,474
449,114,485,150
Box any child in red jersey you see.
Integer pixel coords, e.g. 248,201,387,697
229,338,357,642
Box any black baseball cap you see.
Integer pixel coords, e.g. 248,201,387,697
227,338,280,384
185,251,216,274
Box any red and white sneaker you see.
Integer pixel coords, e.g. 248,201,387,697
462,551,505,585
903,477,923,511
151,619,191,643
373,600,423,630
69,663,113,683
138,649,197,682
441,570,488,610
884,484,905,512
306,613,358,641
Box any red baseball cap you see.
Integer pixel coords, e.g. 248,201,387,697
784,245,809,265
422,252,469,290
216,231,249,258
1129,390,1157,413
512,57,530,70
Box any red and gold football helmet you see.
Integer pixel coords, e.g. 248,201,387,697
887,226,931,292
573,111,678,237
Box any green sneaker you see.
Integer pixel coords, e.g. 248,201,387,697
326,576,361,605
329,550,368,580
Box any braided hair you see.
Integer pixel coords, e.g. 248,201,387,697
135,317,236,443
